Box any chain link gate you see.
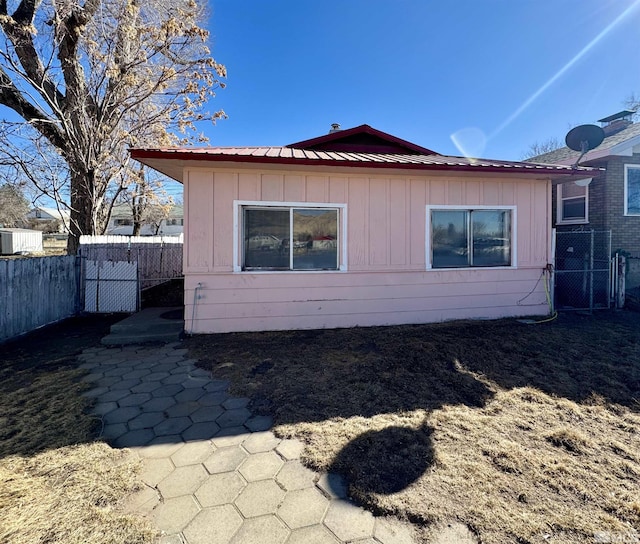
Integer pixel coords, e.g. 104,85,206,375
78,237,183,313
554,230,612,311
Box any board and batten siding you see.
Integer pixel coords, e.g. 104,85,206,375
184,167,552,333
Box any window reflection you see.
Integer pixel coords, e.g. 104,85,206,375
243,207,339,270
431,209,511,268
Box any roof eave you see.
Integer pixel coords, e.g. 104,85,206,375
131,149,598,181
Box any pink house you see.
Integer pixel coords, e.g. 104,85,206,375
131,125,593,334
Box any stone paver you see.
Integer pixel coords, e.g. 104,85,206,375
234,480,285,517
140,457,175,487
157,464,209,498
287,525,339,544
128,411,166,430
324,500,376,542
317,472,349,499
238,451,284,482
84,342,419,544
154,416,192,436
182,421,221,441
278,487,329,529
212,427,250,447
276,460,317,491
171,440,216,467
216,407,251,428
245,415,273,432
276,439,304,461
190,405,225,423
195,472,246,507
242,431,280,453
153,495,201,533
229,515,290,544
204,446,248,474
183,505,243,544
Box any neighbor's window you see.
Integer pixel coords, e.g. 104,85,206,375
625,165,640,215
243,206,339,270
430,208,512,268
557,183,588,224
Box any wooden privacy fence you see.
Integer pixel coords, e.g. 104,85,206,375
0,256,79,343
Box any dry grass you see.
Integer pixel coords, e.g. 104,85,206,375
0,443,155,544
0,316,156,544
186,311,640,543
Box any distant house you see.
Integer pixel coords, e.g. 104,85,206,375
26,206,70,233
106,203,184,236
528,110,640,256
132,124,594,334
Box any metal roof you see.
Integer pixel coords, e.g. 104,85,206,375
132,146,592,173
131,124,600,183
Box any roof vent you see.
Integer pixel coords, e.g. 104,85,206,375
329,123,341,134
597,110,635,136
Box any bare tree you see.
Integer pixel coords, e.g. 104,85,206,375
0,183,29,227
0,123,72,228
521,137,563,160
119,165,173,235
0,0,225,252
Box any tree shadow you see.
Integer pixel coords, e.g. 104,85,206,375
328,424,435,495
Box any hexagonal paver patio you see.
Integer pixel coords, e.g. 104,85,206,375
82,342,422,544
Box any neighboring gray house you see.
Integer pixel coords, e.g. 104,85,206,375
528,110,640,256
26,206,70,233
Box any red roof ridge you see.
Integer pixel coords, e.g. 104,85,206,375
287,124,438,155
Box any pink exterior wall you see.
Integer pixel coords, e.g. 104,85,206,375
184,166,552,333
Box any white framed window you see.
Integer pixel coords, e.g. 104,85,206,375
624,165,640,215
426,205,515,269
556,183,588,224
233,201,347,272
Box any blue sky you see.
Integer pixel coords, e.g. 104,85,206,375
202,0,640,161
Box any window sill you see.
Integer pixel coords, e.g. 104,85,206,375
233,267,347,273
556,220,588,225
426,265,516,271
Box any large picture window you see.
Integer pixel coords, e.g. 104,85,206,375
625,165,640,215
429,207,512,268
557,183,588,224
242,206,340,271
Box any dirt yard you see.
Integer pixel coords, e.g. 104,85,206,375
185,310,640,544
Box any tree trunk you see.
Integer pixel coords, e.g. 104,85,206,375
66,167,108,254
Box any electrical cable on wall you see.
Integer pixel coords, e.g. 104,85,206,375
516,265,558,324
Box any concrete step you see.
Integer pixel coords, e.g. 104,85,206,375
101,307,184,346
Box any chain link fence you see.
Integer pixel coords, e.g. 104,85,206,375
554,230,611,311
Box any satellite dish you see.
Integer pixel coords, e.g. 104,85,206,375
565,124,605,152
564,124,605,168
